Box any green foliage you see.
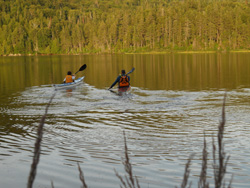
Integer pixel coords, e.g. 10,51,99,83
1,0,250,55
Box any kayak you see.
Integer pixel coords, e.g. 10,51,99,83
117,86,131,95
53,76,84,89
118,86,131,93
109,86,132,96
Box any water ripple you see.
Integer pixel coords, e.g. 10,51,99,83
1,85,250,187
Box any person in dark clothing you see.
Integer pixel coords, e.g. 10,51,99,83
108,70,130,90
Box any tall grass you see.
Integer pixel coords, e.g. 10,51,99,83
27,93,55,188
176,93,232,188
78,162,88,188
178,154,194,188
27,94,232,188
212,93,233,188
115,131,141,188
198,134,209,188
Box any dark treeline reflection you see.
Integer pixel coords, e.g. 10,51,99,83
1,53,250,95
132,53,250,90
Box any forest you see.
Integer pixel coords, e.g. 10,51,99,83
0,0,250,55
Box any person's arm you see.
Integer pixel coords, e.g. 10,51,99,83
109,76,120,89
127,75,130,82
72,75,75,81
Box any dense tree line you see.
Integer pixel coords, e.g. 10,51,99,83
0,0,250,55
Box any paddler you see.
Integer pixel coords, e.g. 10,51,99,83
63,71,75,83
108,69,130,90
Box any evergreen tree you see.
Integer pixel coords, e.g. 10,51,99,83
1,0,250,55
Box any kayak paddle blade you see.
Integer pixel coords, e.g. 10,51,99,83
79,64,87,71
75,64,87,74
126,67,135,75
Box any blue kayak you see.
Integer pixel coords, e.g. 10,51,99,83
53,76,85,89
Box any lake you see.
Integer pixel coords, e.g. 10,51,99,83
1,53,250,187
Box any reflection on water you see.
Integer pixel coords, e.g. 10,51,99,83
1,54,250,187
1,53,250,94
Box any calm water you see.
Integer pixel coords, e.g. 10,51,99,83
1,53,250,187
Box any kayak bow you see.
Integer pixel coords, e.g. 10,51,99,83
118,86,131,93
109,86,131,96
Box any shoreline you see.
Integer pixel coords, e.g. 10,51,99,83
1,50,250,57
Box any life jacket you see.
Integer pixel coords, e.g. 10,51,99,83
65,75,73,83
119,75,129,87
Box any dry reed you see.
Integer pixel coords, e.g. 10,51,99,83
51,180,55,188
198,134,209,188
27,93,234,188
115,131,140,188
27,93,55,188
177,93,233,188
176,154,194,188
212,93,232,188
77,162,88,188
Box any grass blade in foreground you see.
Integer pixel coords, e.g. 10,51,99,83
78,162,88,188
115,131,140,188
213,93,232,188
177,93,233,188
198,134,209,188
27,93,55,188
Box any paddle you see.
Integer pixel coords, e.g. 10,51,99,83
126,67,135,75
75,64,87,75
